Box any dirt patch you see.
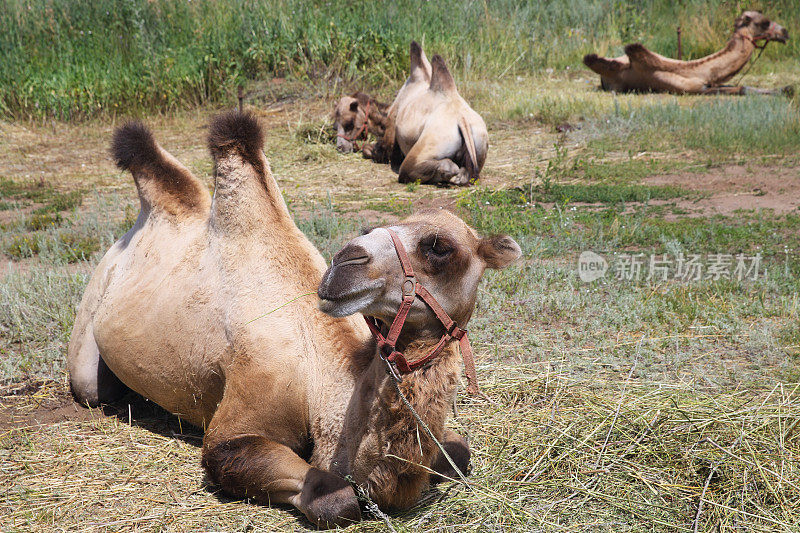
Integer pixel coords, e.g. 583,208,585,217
0,380,198,442
0,380,96,430
644,164,800,216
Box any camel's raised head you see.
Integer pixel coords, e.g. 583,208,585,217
318,209,521,334
333,92,380,153
735,11,788,44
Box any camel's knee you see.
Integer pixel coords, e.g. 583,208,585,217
430,430,471,484
300,468,361,529
68,334,127,407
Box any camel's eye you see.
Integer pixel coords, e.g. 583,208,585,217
759,20,770,29
420,235,453,262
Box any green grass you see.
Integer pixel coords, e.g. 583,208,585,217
2,0,799,119
587,96,800,154
459,185,800,263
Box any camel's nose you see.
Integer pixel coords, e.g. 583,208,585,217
769,22,789,43
330,244,371,268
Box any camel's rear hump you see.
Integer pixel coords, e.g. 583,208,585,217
112,122,210,218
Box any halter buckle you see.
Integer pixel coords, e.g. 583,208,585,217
402,276,416,298
380,352,403,382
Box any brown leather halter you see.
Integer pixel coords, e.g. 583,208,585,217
337,100,371,151
364,228,479,394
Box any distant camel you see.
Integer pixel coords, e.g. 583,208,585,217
366,42,488,186
584,11,789,95
332,92,388,153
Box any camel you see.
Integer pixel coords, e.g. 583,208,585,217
366,42,488,186
333,91,388,153
67,111,521,528
583,11,789,95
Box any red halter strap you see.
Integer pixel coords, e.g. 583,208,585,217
336,99,371,151
364,228,479,394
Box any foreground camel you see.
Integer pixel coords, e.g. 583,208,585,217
368,42,488,186
67,111,521,527
332,91,388,153
584,11,789,95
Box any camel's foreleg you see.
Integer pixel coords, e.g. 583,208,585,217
202,433,360,528
700,85,747,95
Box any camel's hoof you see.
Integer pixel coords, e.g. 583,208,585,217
300,468,361,529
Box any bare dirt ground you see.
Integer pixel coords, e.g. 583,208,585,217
645,163,800,215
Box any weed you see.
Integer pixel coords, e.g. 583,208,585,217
55,233,100,264
3,235,39,259
25,212,61,231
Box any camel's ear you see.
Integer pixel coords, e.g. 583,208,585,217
478,235,522,269
111,121,210,218
735,13,752,28
430,54,456,93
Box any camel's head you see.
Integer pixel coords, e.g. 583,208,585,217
735,11,789,44
318,209,521,337
333,92,385,153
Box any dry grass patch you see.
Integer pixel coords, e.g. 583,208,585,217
1,369,798,532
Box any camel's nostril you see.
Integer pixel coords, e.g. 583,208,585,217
331,244,371,267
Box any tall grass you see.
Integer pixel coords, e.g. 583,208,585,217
1,0,798,119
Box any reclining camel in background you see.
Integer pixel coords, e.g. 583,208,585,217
584,11,789,95
333,91,388,153
67,111,521,528
367,42,488,186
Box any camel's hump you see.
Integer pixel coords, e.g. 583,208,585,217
207,110,265,169
111,121,210,218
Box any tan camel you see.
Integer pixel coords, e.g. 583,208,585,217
366,42,488,186
333,91,388,153
67,111,521,528
583,11,789,95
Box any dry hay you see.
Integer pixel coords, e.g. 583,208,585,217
1,365,798,532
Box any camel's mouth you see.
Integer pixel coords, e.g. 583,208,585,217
318,280,385,318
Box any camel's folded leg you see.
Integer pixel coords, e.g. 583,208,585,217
646,72,706,94
700,85,747,95
399,155,461,185
202,434,359,528
202,395,360,529
429,429,471,484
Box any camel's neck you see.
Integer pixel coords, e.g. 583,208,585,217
688,32,755,85
335,338,461,506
